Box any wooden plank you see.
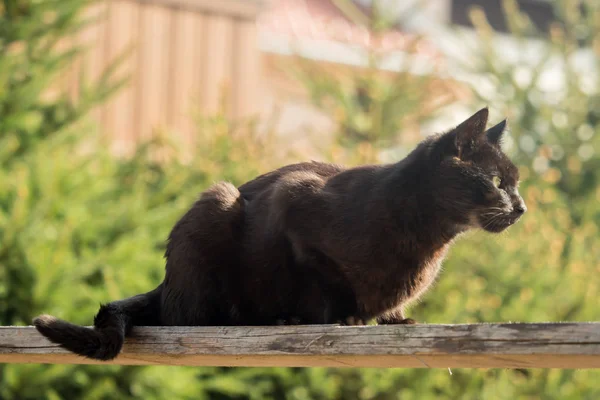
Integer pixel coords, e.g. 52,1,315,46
168,9,204,147
202,15,234,115
231,19,261,119
1,323,599,368
104,0,139,156
122,0,264,20
136,2,171,141
79,1,110,127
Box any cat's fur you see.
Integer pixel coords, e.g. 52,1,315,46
34,108,526,360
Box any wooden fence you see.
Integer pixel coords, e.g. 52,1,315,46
63,0,264,154
1,323,599,368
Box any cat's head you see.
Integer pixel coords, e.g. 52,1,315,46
425,108,526,233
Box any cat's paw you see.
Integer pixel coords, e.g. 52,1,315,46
376,316,418,325
337,316,366,326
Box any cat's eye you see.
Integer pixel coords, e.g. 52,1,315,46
492,176,502,188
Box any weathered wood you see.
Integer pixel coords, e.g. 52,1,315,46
1,323,599,368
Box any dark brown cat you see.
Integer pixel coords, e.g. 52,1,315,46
34,108,526,360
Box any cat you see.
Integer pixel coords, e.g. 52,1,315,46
33,107,526,361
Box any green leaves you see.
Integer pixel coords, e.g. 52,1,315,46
0,0,125,166
465,0,600,204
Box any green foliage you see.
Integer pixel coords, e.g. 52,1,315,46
1,0,600,399
0,0,126,327
465,0,600,204
0,0,125,166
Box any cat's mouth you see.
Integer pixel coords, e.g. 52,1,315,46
478,213,522,233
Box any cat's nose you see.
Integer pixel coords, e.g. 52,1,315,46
513,203,527,215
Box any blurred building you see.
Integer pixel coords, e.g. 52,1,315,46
64,0,521,155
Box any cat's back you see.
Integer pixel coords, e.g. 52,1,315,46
238,161,344,200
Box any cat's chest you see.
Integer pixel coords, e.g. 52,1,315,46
408,244,449,296
355,243,450,316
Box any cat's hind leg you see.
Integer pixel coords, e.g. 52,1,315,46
162,182,246,326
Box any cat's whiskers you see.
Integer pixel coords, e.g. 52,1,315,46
481,212,504,230
480,207,510,227
480,212,501,217
482,207,508,214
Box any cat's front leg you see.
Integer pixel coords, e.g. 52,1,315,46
376,309,417,325
377,315,417,325
333,316,368,326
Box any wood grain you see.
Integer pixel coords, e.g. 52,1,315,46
169,8,204,148
1,323,599,368
232,19,262,119
202,15,234,115
59,0,263,150
79,1,109,126
104,0,139,155
136,2,171,141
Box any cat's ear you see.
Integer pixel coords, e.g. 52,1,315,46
454,107,489,148
485,119,507,146
436,108,489,159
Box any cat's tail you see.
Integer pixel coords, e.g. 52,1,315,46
33,285,162,361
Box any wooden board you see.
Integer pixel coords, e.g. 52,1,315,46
168,8,204,147
136,2,171,141
1,323,599,368
104,0,140,155
79,1,109,126
232,19,262,119
201,14,234,115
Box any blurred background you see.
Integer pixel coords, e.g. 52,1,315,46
1,0,599,398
